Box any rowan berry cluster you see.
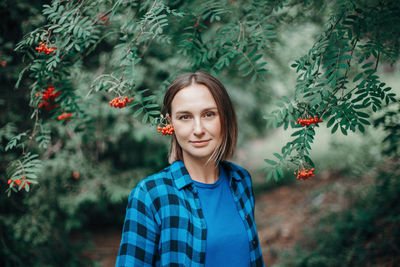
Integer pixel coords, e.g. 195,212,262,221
294,168,315,180
8,177,31,189
57,112,72,122
36,85,61,111
157,113,174,136
35,42,57,55
109,96,134,108
97,14,110,25
297,116,322,127
157,124,174,135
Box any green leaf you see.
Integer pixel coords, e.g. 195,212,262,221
133,107,144,117
291,129,303,137
337,63,350,70
310,93,322,107
362,62,374,69
304,155,314,167
148,110,161,115
353,73,363,82
277,166,283,177
273,169,279,181
364,69,375,75
142,113,149,123
359,118,371,125
266,171,273,182
358,124,365,133
356,111,369,118
15,66,30,89
142,95,156,102
331,123,339,134
252,54,262,62
327,117,335,128
264,159,277,165
340,126,347,135
145,103,159,109
238,61,250,71
339,54,352,61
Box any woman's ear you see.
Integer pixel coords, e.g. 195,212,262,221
166,113,173,124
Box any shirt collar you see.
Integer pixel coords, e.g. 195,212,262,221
171,160,242,191
220,160,243,182
170,161,193,190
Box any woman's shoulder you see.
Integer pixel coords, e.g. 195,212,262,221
127,162,186,213
133,164,175,194
221,160,251,178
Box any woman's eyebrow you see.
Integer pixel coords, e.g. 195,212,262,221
175,107,218,114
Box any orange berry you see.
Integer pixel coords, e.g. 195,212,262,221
73,171,80,179
57,112,72,121
15,179,22,186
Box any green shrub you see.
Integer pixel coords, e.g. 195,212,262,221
275,160,400,267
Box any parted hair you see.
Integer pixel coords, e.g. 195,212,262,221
162,70,238,165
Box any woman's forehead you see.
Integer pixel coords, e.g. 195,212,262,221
171,84,217,112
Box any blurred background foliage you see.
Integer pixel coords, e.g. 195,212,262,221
1,0,399,266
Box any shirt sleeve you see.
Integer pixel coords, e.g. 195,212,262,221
116,184,160,266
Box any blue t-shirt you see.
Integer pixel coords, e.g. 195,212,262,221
192,166,250,267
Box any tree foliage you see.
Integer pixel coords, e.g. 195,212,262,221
264,0,400,180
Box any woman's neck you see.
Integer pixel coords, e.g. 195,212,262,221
182,156,220,184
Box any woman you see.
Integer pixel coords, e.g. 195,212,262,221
116,71,264,266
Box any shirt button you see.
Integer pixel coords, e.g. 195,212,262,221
235,192,238,196
252,240,256,245
245,215,249,220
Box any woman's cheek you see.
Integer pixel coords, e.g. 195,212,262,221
173,122,190,135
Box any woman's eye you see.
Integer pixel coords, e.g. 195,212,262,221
179,115,190,120
204,112,215,117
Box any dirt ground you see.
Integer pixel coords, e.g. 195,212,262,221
84,168,365,267
254,170,359,265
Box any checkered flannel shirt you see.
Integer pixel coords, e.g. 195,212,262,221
116,160,265,267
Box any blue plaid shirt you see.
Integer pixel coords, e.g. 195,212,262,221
116,160,265,266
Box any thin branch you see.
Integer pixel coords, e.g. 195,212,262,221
375,51,380,71
42,140,63,160
320,39,358,117
25,110,39,155
119,0,158,83
340,51,380,101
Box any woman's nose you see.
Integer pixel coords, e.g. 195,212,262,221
193,118,204,135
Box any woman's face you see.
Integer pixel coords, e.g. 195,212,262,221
170,83,222,164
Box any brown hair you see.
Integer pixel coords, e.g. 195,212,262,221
162,70,238,165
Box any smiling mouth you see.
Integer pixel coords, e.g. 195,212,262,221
191,140,210,143
190,140,211,147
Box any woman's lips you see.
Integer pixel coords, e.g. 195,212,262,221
190,140,210,147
